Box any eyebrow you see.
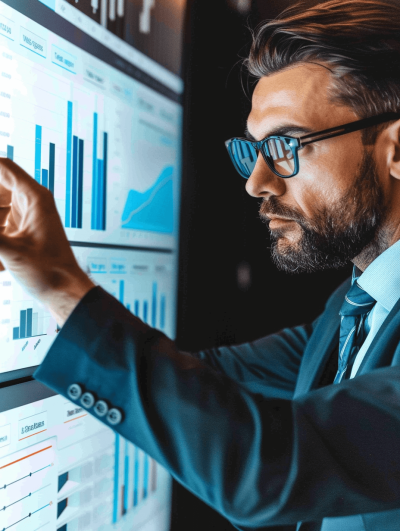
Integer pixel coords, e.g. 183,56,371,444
245,124,314,141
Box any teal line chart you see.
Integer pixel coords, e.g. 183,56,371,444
121,166,174,233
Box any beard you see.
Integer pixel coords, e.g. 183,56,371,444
259,150,388,274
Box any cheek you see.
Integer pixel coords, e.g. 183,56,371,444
293,142,361,216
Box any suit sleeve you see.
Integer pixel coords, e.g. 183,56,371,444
189,322,316,400
34,286,400,528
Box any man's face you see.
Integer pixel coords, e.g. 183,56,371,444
246,64,387,273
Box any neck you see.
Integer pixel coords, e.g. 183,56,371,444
352,224,395,272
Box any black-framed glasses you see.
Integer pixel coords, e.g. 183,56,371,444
225,112,400,179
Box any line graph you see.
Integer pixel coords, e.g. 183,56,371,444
0,440,57,531
121,166,174,233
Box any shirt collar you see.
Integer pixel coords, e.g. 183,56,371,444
356,239,400,312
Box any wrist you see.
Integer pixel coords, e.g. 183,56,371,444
41,270,96,327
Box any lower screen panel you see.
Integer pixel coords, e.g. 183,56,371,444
0,245,177,377
0,381,172,531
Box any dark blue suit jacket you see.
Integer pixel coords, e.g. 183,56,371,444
34,279,400,531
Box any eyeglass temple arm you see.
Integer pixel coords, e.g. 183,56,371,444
299,112,400,148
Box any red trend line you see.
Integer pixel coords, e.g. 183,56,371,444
0,446,52,470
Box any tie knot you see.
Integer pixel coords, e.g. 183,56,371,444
339,282,376,317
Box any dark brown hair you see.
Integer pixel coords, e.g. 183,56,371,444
246,0,400,141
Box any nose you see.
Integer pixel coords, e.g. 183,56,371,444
245,153,286,198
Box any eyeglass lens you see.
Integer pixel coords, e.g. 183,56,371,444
227,139,258,178
227,138,296,178
266,138,295,177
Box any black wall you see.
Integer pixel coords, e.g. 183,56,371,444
171,1,351,529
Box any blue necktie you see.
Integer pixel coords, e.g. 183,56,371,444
334,281,376,384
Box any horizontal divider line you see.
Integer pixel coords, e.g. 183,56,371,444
68,241,174,254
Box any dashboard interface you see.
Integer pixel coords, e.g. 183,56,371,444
0,1,185,530
0,381,172,531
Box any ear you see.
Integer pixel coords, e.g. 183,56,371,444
382,118,400,180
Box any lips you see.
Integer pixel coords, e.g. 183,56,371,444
267,216,293,222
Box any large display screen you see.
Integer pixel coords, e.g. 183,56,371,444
0,0,183,375
0,0,185,529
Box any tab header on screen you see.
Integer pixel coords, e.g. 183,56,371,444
20,27,47,58
52,45,77,73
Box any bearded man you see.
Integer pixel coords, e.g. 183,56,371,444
1,1,400,530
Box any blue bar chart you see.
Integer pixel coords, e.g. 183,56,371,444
91,112,108,231
7,145,14,160
115,279,167,331
112,435,159,523
65,102,84,228
34,125,56,195
73,247,175,339
12,307,45,340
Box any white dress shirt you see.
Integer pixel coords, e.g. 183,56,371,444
350,238,400,377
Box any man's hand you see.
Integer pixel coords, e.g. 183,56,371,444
0,158,95,326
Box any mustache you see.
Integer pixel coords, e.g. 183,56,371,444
259,197,308,226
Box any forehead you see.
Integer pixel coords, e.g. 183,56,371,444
248,64,357,138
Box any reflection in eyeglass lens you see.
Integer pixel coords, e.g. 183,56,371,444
267,138,295,176
231,140,258,177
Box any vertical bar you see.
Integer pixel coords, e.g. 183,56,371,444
20,310,27,339
134,300,140,317
78,139,84,228
65,101,73,228
119,280,124,305
49,143,55,195
97,160,103,231
32,313,38,336
35,125,42,183
133,446,139,507
71,135,79,228
151,283,157,327
123,440,129,514
13,327,19,340
127,304,131,311
109,0,116,20
117,0,124,16
102,132,108,230
113,434,120,524
6,145,13,160
41,169,48,189
150,458,157,492
91,112,98,230
117,0,125,18
26,309,33,338
121,485,125,516
101,0,108,27
143,454,149,499
37,313,43,336
143,301,148,323
160,295,166,330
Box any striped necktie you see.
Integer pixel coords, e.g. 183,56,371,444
334,281,376,384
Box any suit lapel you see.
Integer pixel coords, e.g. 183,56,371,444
357,297,400,374
294,317,339,397
295,292,400,398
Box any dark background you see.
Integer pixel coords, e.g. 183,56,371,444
172,0,352,529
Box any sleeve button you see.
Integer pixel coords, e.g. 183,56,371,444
80,392,95,409
94,400,109,417
106,408,123,426
67,384,83,401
